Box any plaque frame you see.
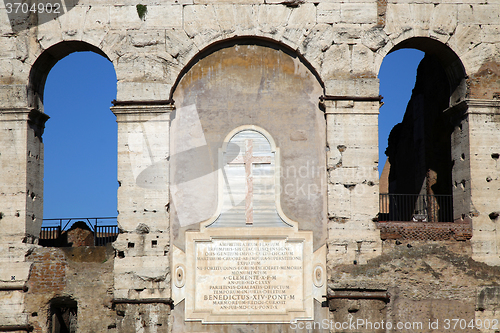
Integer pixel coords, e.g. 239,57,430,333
171,125,326,324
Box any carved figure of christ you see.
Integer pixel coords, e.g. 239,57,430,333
227,139,272,224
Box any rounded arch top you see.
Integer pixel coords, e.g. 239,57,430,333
168,36,325,100
377,37,467,105
222,125,277,153
28,41,113,109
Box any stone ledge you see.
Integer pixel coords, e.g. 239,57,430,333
376,221,473,241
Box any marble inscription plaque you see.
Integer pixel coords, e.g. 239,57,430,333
183,227,315,323
195,239,303,313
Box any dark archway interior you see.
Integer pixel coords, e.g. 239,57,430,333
381,39,467,223
49,297,78,333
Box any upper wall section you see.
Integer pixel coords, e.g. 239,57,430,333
1,0,499,106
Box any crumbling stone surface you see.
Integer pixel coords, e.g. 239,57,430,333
468,61,500,100
329,242,500,332
0,0,499,331
25,246,117,333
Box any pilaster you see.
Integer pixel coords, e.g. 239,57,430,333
446,99,500,265
0,107,48,331
322,97,382,268
110,101,174,303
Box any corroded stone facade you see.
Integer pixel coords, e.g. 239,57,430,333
1,0,499,332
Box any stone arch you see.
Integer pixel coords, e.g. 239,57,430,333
169,37,326,248
168,36,325,100
378,37,469,227
377,37,467,106
28,41,112,111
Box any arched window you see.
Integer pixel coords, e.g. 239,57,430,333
378,38,466,224
28,42,117,244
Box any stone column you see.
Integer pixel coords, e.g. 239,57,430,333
0,106,48,330
323,98,382,266
110,102,173,330
448,99,500,266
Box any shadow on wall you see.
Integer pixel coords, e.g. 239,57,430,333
4,0,79,34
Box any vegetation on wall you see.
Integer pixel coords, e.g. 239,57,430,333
136,4,147,20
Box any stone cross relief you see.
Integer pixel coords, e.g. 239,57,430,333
227,138,271,224
213,129,284,228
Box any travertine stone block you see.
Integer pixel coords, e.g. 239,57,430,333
322,43,351,79
340,3,377,24
332,24,364,44
213,5,256,37
480,25,500,44
325,78,379,97
351,44,377,75
329,167,379,186
299,24,334,64
361,26,389,52
0,291,28,326
458,4,500,25
145,5,183,28
116,82,171,101
460,42,496,74
385,3,430,36
82,6,111,47
287,3,316,29
127,30,167,53
430,4,458,36
110,5,143,30
317,3,340,24
256,4,290,38
447,24,482,57
59,6,87,41
114,254,170,298
183,5,223,49
164,28,198,65
36,16,63,50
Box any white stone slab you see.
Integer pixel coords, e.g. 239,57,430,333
181,226,318,323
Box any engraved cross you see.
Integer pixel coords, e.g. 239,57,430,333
228,139,271,225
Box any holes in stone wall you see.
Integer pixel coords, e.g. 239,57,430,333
151,240,157,248
128,242,134,248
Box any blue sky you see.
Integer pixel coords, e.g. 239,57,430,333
42,49,424,219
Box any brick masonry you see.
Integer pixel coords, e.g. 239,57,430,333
27,248,67,294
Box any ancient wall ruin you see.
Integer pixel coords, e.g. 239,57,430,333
1,0,499,331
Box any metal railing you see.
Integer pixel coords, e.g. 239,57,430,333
379,193,453,222
40,217,119,246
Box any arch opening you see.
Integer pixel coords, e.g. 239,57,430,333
28,41,111,111
378,39,467,225
32,45,117,242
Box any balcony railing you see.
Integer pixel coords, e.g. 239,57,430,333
379,193,453,222
40,217,119,247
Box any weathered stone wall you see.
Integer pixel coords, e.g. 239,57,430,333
0,0,499,331
25,246,117,333
329,241,500,333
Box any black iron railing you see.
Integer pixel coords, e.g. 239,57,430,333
40,217,119,246
379,193,453,222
